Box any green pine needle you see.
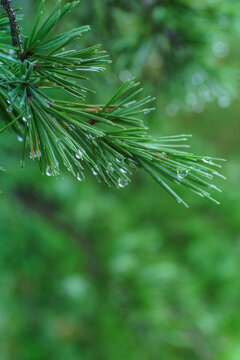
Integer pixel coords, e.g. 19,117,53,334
0,1,225,206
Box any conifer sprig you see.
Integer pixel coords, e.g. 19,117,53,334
0,0,224,206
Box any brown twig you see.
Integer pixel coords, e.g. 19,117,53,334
1,0,24,57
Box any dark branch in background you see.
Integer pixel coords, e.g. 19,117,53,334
1,0,23,55
15,185,106,279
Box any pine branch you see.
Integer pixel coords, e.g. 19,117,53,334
0,0,225,206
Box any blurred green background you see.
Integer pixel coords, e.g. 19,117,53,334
0,1,240,359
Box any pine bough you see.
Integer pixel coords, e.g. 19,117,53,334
0,0,224,206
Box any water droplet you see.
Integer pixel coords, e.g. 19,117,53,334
91,167,98,176
202,157,214,165
30,151,42,159
17,135,23,142
177,168,189,181
120,168,127,174
106,162,114,174
46,166,53,177
22,117,27,123
67,166,73,173
75,150,83,160
118,178,128,188
77,172,85,182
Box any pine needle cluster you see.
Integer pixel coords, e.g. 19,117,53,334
0,0,225,206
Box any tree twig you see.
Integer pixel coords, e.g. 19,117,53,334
1,0,23,49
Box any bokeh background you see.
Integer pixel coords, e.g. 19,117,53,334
1,1,240,359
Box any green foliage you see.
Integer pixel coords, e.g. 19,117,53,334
0,0,224,205
0,156,240,360
80,0,239,112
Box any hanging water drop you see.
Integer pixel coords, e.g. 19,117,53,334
177,168,189,181
17,135,23,143
77,172,84,181
75,150,83,160
202,157,214,165
106,162,114,174
67,166,74,173
46,166,53,177
91,167,98,176
30,151,42,159
118,178,128,188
